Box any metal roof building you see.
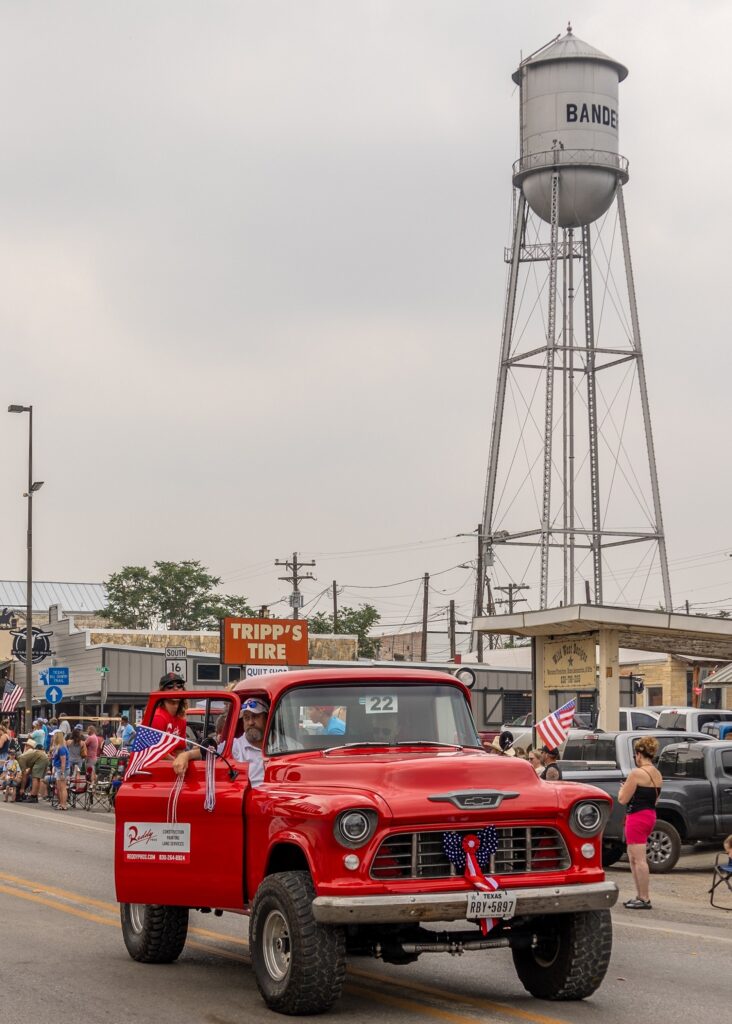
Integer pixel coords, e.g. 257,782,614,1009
0,581,106,615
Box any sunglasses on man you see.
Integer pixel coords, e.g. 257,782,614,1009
241,698,269,714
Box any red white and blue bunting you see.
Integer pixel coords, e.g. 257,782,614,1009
443,826,501,935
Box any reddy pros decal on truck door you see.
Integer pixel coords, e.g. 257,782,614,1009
123,823,191,863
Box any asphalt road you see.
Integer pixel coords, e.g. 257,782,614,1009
1,801,729,1024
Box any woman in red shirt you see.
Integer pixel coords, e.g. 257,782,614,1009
151,673,188,752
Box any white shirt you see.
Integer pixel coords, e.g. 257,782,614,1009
231,734,264,788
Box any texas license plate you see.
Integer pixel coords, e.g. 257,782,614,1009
466,890,517,920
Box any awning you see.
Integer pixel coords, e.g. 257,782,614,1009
473,604,732,661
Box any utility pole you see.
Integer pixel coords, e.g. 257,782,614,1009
449,600,456,660
476,525,484,662
421,573,429,662
275,552,315,620
332,581,338,631
8,403,43,728
494,583,530,614
259,605,269,618
485,576,498,650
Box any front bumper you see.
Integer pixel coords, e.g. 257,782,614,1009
312,880,618,925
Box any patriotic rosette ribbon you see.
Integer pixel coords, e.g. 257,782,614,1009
442,826,500,936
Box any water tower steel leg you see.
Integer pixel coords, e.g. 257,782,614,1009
475,194,526,650
567,227,576,604
616,185,673,611
581,222,603,605
540,172,560,609
562,229,569,606
481,195,527,538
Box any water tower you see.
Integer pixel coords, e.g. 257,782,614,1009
479,27,672,613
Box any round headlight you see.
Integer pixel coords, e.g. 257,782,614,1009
573,802,603,834
334,808,377,848
340,811,370,843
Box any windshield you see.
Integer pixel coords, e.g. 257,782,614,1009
266,683,481,755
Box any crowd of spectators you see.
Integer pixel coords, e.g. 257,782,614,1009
0,714,132,808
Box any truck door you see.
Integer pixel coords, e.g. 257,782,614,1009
115,692,248,910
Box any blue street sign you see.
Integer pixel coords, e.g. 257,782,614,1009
48,667,70,686
45,685,63,704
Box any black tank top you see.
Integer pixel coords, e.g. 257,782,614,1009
627,769,660,814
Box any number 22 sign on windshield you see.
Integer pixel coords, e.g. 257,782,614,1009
221,617,309,666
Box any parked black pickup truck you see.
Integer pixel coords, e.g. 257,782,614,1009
560,730,714,872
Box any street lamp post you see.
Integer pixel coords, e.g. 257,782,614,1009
8,404,43,728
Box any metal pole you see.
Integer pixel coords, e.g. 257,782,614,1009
481,196,527,538
616,185,673,611
421,573,429,662
25,406,33,727
582,223,602,605
292,552,300,620
540,172,560,609
567,228,576,604
562,229,569,606
449,600,456,660
476,197,526,650
332,581,338,631
476,525,484,662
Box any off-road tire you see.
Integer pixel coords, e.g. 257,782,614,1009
250,870,346,1015
120,903,189,963
647,820,681,873
602,841,625,868
512,910,612,1000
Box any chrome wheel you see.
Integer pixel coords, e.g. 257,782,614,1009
261,909,291,982
647,829,672,866
128,903,146,934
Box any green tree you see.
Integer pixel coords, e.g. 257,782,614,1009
102,560,254,631
309,604,381,658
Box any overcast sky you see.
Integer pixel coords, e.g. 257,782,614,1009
1,1,730,635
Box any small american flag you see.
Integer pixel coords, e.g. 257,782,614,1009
536,698,577,750
1,681,23,714
125,726,182,779
102,740,117,757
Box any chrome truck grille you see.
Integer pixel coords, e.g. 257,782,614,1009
370,827,570,880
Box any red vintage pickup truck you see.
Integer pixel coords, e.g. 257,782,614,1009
115,668,617,1014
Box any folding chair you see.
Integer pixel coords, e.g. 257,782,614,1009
709,853,732,910
85,756,121,812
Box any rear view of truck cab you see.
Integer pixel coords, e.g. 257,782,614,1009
115,669,617,1015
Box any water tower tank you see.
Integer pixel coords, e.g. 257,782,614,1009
512,28,629,228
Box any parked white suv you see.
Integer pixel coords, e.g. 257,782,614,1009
657,707,732,733
618,706,660,730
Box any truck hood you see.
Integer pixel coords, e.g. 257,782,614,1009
267,748,558,824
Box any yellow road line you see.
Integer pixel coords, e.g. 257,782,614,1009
0,873,572,1024
0,883,119,927
345,982,491,1023
0,876,248,946
348,967,570,1024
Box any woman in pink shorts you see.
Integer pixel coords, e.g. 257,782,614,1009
618,736,662,910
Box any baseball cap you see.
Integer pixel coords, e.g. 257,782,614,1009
540,745,560,757
241,697,270,715
159,672,186,691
